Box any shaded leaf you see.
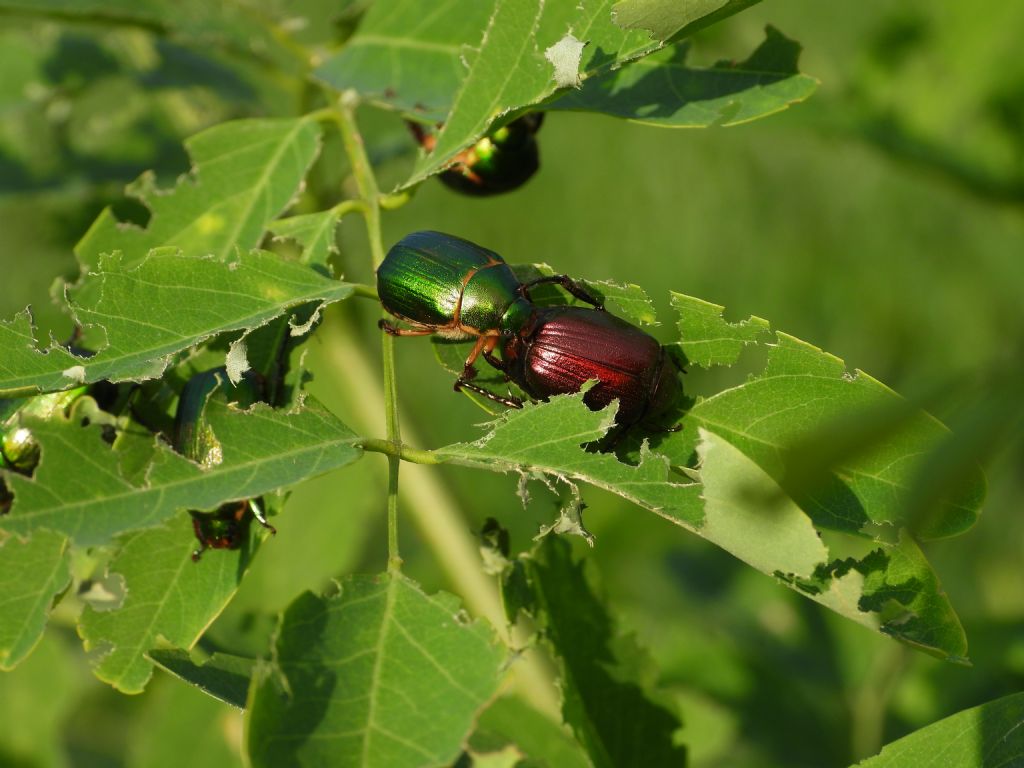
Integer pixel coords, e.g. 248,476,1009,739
1,396,362,546
0,529,70,669
148,648,254,710
0,249,352,397
78,508,262,693
247,571,506,768
855,691,1024,767
523,536,686,767
548,27,817,127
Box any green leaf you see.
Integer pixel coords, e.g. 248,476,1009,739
148,649,254,710
523,536,686,767
662,300,984,540
435,390,704,530
612,0,762,43
127,673,244,768
314,0,497,121
548,27,817,127
0,632,85,767
468,695,591,768
1,396,362,546
403,1,655,188
0,0,307,73
0,529,70,669
697,429,827,579
247,572,506,768
0,249,352,397
269,210,346,270
671,292,769,367
75,117,321,271
698,429,967,661
854,691,1024,767
78,508,261,693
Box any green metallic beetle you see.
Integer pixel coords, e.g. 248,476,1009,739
173,369,275,561
377,230,602,399
0,386,88,474
410,113,544,196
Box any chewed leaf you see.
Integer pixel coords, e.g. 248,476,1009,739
435,391,704,530
247,572,506,767
671,292,769,367
269,209,347,270
1,396,362,546
548,27,817,127
696,429,966,661
75,118,321,270
0,529,70,670
523,537,686,767
0,249,353,397
661,297,984,540
79,509,260,694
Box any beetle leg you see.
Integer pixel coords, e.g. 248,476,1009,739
248,499,277,535
482,350,509,376
378,319,435,337
521,275,604,309
455,379,524,409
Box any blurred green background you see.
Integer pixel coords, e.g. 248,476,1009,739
1,2,1022,766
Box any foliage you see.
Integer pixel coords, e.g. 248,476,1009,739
0,1,1019,766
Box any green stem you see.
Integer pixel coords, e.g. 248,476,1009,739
335,91,402,572
359,438,444,465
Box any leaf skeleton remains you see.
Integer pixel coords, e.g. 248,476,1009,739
377,230,682,434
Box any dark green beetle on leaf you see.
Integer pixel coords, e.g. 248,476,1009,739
377,230,602,402
173,369,275,561
410,113,544,196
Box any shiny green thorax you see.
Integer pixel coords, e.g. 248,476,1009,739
378,230,532,336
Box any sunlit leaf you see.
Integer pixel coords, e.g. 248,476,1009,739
247,571,506,768
75,117,321,271
612,0,762,42
0,249,352,397
0,529,70,669
78,509,261,694
1,396,362,546
855,691,1024,767
548,27,818,127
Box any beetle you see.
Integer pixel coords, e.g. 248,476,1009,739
0,386,88,475
377,230,602,395
490,306,682,430
173,369,275,561
410,113,544,196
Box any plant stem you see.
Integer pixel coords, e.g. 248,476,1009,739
335,91,402,573
359,438,444,465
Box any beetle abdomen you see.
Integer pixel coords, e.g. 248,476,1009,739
516,307,671,425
